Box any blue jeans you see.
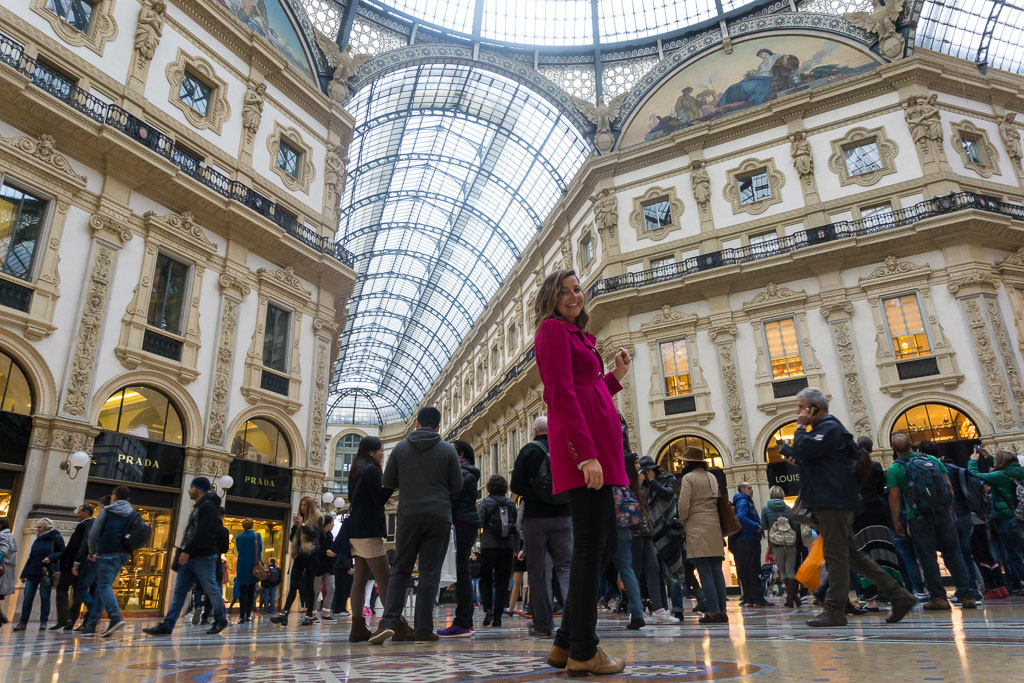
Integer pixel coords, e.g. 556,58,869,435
612,528,644,620
907,511,972,599
162,555,225,629
261,586,277,613
693,557,727,614
954,513,982,597
76,561,98,620
891,531,924,595
87,554,127,623
18,576,52,625
993,516,1024,590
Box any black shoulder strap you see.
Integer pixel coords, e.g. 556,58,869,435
530,439,549,455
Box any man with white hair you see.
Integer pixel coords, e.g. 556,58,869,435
511,415,573,637
785,387,917,627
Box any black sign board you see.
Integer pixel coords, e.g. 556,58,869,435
766,460,801,497
0,412,31,466
228,458,291,503
90,431,184,488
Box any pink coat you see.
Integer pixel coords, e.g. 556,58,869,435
534,317,628,494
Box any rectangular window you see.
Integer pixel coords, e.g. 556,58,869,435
277,140,300,178
0,182,48,281
262,303,290,372
581,236,594,264
884,294,931,359
961,136,983,164
738,171,771,205
748,231,779,256
861,203,895,230
47,0,94,34
146,253,190,335
642,198,671,232
844,141,882,176
651,256,675,270
764,318,804,379
179,70,212,116
660,339,692,397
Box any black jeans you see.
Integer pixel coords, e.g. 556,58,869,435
379,516,449,635
453,527,477,628
479,547,514,618
554,486,616,662
238,583,257,619
734,536,764,604
333,562,352,613
283,555,316,617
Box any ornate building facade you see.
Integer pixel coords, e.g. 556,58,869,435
0,0,354,616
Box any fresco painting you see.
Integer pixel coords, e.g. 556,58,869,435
218,0,314,78
619,35,879,149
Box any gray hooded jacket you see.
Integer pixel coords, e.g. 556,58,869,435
383,429,461,521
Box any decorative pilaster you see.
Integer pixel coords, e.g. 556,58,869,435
307,330,334,469
821,300,872,436
709,323,751,463
206,272,249,446
959,295,1020,431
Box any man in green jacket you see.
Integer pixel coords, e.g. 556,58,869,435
968,449,1024,592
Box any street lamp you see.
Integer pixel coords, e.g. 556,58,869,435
212,474,233,495
59,450,91,480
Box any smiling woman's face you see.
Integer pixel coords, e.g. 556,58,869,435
555,275,583,321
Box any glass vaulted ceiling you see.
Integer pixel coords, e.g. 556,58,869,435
331,64,590,423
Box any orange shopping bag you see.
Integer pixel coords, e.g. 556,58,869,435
795,536,823,591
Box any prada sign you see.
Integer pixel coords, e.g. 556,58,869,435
228,458,291,502
766,460,801,498
91,431,184,488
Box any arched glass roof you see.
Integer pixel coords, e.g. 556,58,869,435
329,63,590,423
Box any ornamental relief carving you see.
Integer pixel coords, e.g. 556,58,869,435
591,190,618,240
859,255,928,286
999,112,1022,170
716,342,751,462
31,0,118,56
903,94,943,158
308,338,330,468
207,298,239,446
134,0,167,67
962,297,1017,430
0,134,87,186
985,298,1024,416
64,244,116,417
241,83,267,146
256,266,312,301
830,319,872,436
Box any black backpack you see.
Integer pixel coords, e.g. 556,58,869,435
265,565,282,586
951,464,992,516
121,511,152,552
903,455,954,516
485,499,517,539
530,440,569,505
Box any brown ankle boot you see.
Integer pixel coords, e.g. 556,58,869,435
783,579,796,608
349,615,372,643
393,616,416,641
566,647,626,677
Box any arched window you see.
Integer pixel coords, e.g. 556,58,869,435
230,418,291,467
333,433,361,494
657,435,723,473
890,403,979,443
98,385,184,445
765,421,798,463
0,350,32,415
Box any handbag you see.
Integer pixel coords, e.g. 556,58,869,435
717,490,743,537
790,494,816,529
613,486,642,528
795,536,824,590
634,514,655,537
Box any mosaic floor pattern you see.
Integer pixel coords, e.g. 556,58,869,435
1,598,1022,682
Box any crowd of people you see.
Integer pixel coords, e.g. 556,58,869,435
0,268,1022,680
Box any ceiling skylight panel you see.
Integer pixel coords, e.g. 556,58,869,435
376,0,477,34
597,0,717,43
916,0,988,61
986,4,1024,73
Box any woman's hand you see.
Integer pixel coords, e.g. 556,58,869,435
326,550,336,558
582,459,604,489
611,347,632,381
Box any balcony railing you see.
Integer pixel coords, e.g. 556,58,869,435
0,33,353,268
445,346,536,441
588,191,1023,300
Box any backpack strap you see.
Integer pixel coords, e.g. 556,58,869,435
530,439,549,455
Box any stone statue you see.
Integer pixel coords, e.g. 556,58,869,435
572,93,628,154
790,130,814,179
1000,112,1022,167
903,94,942,146
324,142,347,218
134,0,167,63
844,0,906,61
690,159,711,209
592,192,618,237
315,30,370,106
241,82,266,141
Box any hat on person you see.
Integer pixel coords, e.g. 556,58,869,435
190,476,211,492
638,455,658,471
679,447,706,463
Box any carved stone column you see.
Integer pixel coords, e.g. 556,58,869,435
307,318,337,471
709,323,752,464
206,272,250,447
821,300,872,437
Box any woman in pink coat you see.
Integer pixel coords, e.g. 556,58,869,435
533,269,631,677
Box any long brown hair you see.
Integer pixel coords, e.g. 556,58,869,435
297,496,322,527
534,268,589,332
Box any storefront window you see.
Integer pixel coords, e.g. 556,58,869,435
0,350,32,415
657,435,723,473
230,418,291,467
221,516,286,604
332,433,360,494
765,421,798,463
891,403,979,443
98,385,184,445
0,491,10,517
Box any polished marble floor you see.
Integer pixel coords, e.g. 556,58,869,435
0,598,1022,682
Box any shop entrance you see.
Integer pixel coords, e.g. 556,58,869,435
222,499,290,610
890,402,981,467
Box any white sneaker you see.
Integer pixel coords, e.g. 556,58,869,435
651,609,679,624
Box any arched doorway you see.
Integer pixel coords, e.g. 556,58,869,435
764,421,798,463
0,348,33,522
657,435,724,474
230,418,292,467
764,421,800,503
890,402,980,466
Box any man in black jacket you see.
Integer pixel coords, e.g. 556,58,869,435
144,477,229,636
53,504,94,630
438,440,480,637
510,416,572,637
787,388,916,627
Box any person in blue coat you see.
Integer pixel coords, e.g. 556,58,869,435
732,484,771,607
13,519,65,631
234,519,263,624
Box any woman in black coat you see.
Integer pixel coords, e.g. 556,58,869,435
13,519,65,631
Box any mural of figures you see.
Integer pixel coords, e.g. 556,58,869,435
217,0,314,77
620,35,879,149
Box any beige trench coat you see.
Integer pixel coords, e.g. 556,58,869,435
677,468,725,559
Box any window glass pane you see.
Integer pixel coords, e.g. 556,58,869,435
47,0,94,33
642,199,671,231
0,182,47,281
890,403,979,443
738,171,771,204
0,352,32,415
861,203,895,229
98,385,184,445
651,256,674,270
332,433,361,493
844,141,882,176
660,339,691,396
764,318,803,378
98,388,124,432
659,434,723,473
884,294,930,359
277,141,300,178
961,137,982,164
765,422,798,463
230,418,290,467
263,304,290,372
147,253,190,334
179,71,212,116
582,237,594,263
